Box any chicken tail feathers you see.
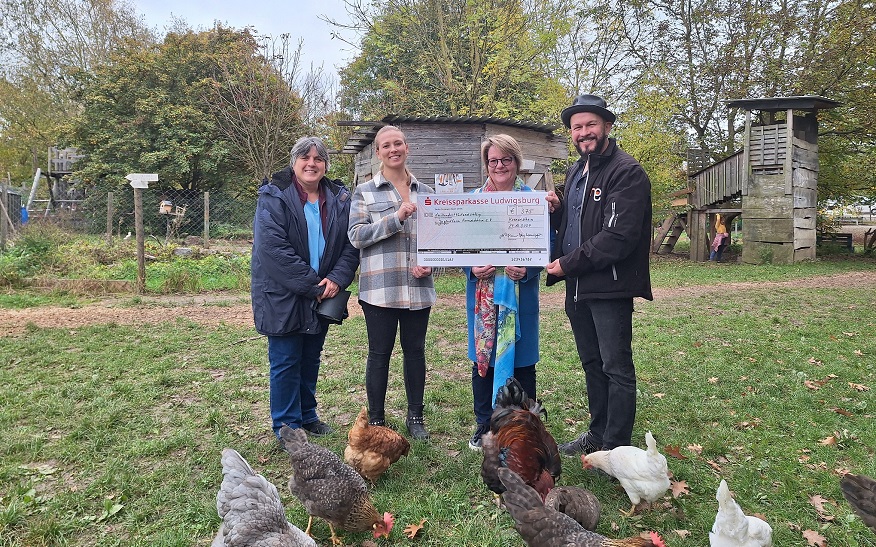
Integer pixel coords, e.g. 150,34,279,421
495,377,528,409
841,473,876,533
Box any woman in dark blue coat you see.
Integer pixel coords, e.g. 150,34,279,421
251,136,359,440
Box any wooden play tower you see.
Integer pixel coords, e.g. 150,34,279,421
656,96,841,263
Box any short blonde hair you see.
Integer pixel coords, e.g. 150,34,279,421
481,134,523,170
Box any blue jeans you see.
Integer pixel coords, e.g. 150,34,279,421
360,301,430,421
565,296,636,449
472,364,536,425
267,328,328,437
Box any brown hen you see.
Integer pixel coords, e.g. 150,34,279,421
344,406,410,482
498,467,665,547
481,377,561,501
279,426,393,546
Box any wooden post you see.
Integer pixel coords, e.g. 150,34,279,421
1,184,8,250
106,191,114,245
133,187,146,294
203,191,210,248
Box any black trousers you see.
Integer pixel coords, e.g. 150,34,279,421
565,295,636,449
360,301,431,421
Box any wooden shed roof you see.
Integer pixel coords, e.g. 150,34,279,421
726,95,841,112
338,115,561,154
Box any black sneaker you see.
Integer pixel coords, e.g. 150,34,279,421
301,420,333,437
468,423,490,451
558,431,602,456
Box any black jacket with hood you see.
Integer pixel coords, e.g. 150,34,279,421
546,138,653,301
251,166,359,336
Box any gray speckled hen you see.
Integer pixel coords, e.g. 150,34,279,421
841,473,876,534
498,468,665,547
544,485,601,531
212,448,315,547
279,426,393,546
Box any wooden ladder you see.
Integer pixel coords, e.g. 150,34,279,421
652,212,687,254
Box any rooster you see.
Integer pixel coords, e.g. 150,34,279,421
581,431,670,516
344,406,410,482
480,377,561,501
709,479,773,546
544,486,602,531
499,467,666,547
279,426,394,545
212,448,315,547
840,473,876,534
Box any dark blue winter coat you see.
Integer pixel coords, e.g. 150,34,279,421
251,166,359,336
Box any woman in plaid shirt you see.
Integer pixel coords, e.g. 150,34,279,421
348,125,436,440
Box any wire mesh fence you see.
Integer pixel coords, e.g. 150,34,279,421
66,188,257,245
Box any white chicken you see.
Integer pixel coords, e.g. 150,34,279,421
581,431,670,516
709,479,773,547
212,448,316,547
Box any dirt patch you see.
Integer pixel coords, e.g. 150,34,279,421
1,270,874,336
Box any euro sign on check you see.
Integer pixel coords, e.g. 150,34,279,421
416,191,551,267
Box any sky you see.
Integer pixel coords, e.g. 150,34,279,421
132,0,359,80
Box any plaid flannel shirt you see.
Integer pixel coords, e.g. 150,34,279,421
348,173,437,310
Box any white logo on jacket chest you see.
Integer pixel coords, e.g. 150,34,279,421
591,187,602,202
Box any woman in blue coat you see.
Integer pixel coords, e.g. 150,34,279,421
464,134,542,450
251,136,359,440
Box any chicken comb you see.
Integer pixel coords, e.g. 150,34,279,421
648,530,666,546
384,511,395,531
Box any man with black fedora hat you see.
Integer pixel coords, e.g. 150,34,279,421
545,93,653,455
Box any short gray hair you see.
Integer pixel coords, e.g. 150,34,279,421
290,136,330,171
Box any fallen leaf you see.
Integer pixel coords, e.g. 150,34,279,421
664,445,687,460
610,521,620,532
849,382,870,391
403,518,427,539
854,349,864,356
809,494,835,520
808,357,823,366
687,443,703,455
832,407,853,417
804,380,822,390
802,528,827,546
819,436,837,446
842,331,856,337
708,377,719,384
674,529,690,538
670,479,689,498
653,393,665,399
706,459,723,472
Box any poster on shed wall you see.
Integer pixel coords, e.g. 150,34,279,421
435,173,463,194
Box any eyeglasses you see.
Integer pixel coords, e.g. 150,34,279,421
487,157,514,167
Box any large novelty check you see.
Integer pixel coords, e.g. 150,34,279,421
416,191,551,267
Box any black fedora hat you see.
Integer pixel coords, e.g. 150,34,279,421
561,94,616,127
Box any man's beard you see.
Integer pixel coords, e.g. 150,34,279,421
574,134,608,157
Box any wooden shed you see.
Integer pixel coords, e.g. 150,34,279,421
338,115,568,192
680,96,840,264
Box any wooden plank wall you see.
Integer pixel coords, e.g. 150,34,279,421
741,131,819,264
690,150,744,208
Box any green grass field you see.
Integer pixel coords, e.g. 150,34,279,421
0,259,874,546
